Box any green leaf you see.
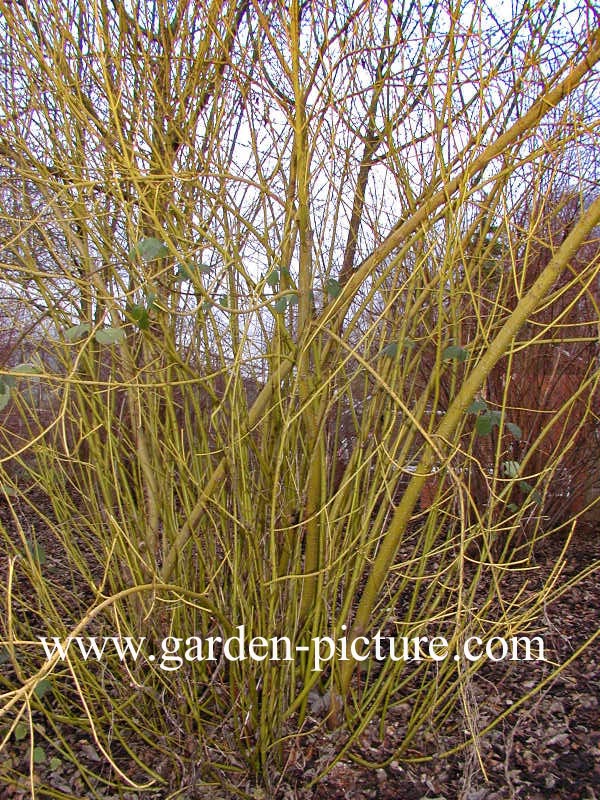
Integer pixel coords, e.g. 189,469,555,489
0,382,10,412
442,345,468,362
32,746,46,764
219,296,229,309
49,756,62,771
506,421,522,440
129,304,150,330
467,399,488,414
0,484,17,497
130,237,169,261
507,503,519,513
266,270,280,287
519,481,541,504
177,262,211,280
502,460,520,478
325,278,342,298
144,291,158,310
34,678,52,699
273,297,288,313
14,723,27,741
476,408,503,436
95,327,126,345
488,410,502,427
382,339,415,359
25,540,46,565
64,323,91,342
287,292,299,306
475,414,493,436
10,363,42,377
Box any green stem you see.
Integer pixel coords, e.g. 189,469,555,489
338,191,600,703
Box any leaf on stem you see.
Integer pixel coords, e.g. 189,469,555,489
442,345,469,362
130,237,169,261
64,324,91,341
95,327,126,345
325,278,342,298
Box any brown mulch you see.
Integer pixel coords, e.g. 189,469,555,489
1,492,599,799
302,541,600,800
